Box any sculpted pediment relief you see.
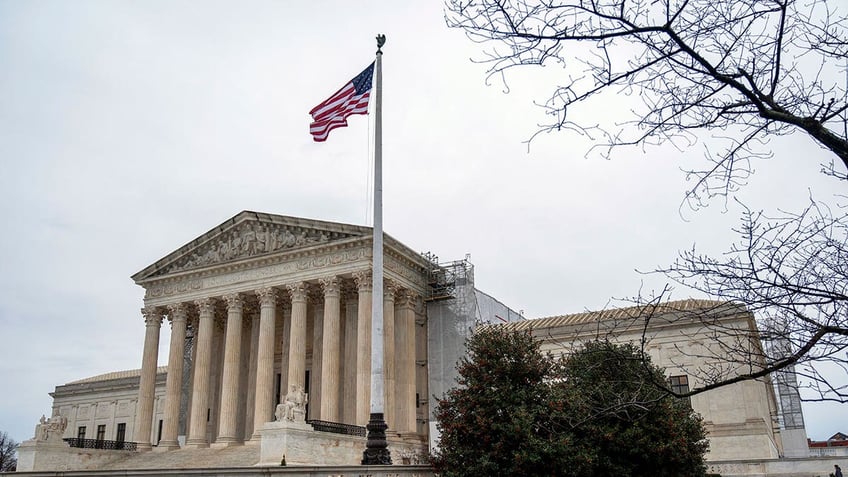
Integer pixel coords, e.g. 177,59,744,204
135,212,369,281
170,222,333,273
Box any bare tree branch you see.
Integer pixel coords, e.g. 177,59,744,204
446,0,848,204
0,431,18,472
639,197,848,402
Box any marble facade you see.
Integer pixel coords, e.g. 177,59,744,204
129,211,432,450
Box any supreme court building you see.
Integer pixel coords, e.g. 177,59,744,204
128,210,433,450
17,210,821,474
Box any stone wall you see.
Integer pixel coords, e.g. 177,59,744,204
709,456,846,476
257,421,427,467
16,440,135,472
9,465,435,477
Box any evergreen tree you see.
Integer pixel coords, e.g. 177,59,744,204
432,327,708,477
561,340,708,477
432,327,576,476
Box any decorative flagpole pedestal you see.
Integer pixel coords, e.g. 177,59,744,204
362,412,391,465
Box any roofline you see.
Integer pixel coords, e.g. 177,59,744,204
496,299,751,333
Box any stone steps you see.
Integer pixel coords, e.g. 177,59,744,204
98,444,261,470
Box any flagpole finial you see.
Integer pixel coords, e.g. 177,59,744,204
376,34,386,54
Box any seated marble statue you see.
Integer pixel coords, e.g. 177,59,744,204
34,414,68,442
274,384,308,422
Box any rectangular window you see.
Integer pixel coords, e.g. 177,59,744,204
96,425,106,441
669,375,691,405
157,419,163,445
115,423,126,443
77,426,86,440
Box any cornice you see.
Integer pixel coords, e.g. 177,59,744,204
141,237,431,302
529,308,754,345
52,372,168,398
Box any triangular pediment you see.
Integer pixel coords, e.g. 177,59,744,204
132,211,370,282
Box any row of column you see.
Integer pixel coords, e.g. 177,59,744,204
134,273,421,450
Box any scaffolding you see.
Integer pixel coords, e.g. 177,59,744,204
420,252,473,302
766,319,809,457
421,252,523,452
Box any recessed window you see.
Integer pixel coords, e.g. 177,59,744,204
669,375,690,394
77,426,86,440
669,375,691,405
96,425,106,441
116,423,126,443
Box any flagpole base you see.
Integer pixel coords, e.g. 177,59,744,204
361,412,392,465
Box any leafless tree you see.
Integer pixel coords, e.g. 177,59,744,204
643,199,847,403
0,431,18,472
446,0,848,402
445,0,848,204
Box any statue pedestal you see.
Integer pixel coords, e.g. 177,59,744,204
16,439,66,471
16,438,134,472
256,420,366,466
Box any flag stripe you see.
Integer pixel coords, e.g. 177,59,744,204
309,62,374,142
310,84,356,120
311,91,370,125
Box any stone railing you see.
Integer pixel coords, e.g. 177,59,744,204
306,419,366,437
63,437,138,451
809,446,848,457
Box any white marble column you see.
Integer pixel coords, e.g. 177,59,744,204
286,282,308,397
319,276,341,422
216,293,244,444
382,280,398,430
159,303,188,450
395,291,418,434
135,306,162,451
184,316,199,439
310,298,324,420
244,311,260,440
342,286,358,424
251,287,277,439
186,298,215,447
279,302,292,402
353,271,372,426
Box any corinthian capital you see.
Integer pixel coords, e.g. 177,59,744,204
223,293,243,312
194,297,215,316
167,303,188,324
384,279,399,300
256,287,277,308
287,282,308,303
141,306,163,327
353,270,372,292
397,289,419,309
319,276,340,297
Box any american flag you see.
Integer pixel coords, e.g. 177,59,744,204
309,62,374,142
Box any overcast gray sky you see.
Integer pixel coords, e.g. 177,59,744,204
1,1,844,446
